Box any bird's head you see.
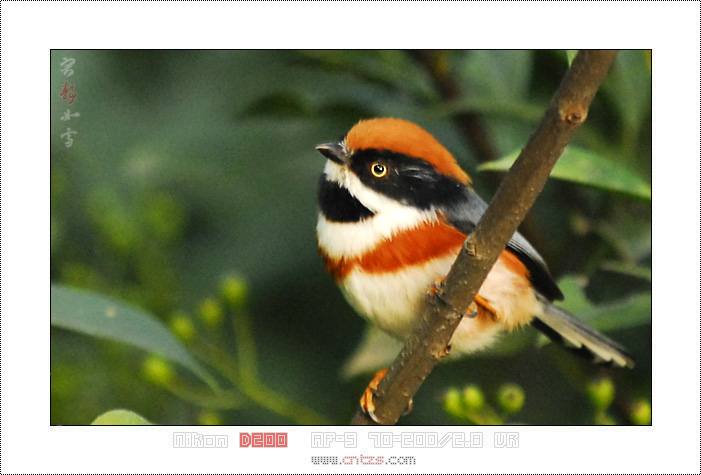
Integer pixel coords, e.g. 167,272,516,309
316,118,471,220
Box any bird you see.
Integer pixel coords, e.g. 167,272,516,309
315,117,634,419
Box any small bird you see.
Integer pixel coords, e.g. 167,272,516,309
316,118,634,418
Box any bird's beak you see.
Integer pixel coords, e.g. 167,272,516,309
316,142,348,165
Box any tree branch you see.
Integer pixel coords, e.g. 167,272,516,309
410,49,550,271
351,50,619,425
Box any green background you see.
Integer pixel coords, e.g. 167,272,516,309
50,50,651,426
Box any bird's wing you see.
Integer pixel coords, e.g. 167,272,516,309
442,186,563,302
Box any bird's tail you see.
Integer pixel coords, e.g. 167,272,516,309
532,301,635,368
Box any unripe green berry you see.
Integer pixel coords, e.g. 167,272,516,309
443,388,465,419
594,411,616,425
220,275,249,310
462,384,485,411
170,311,197,342
198,298,224,328
587,378,615,410
630,399,652,425
198,411,222,426
142,356,174,386
497,383,525,414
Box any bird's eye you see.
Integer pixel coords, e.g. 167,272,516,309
371,162,388,178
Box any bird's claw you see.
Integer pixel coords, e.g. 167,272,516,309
427,280,449,305
360,368,413,423
464,302,479,318
360,369,388,423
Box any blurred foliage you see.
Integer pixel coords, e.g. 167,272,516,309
50,50,651,425
51,284,217,388
91,409,152,426
479,145,651,201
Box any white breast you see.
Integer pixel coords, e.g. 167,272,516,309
317,158,541,355
338,255,512,354
335,249,542,355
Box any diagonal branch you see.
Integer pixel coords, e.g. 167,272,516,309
410,49,550,257
351,50,619,425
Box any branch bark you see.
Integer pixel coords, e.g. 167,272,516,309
351,50,619,425
410,49,551,278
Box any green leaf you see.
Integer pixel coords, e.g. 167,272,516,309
478,146,651,201
601,50,651,147
599,261,652,282
554,275,595,315
581,292,651,332
565,50,578,66
91,409,153,425
51,284,218,389
552,275,651,332
434,97,544,122
458,50,534,102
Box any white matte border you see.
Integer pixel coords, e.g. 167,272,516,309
3,1,698,473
